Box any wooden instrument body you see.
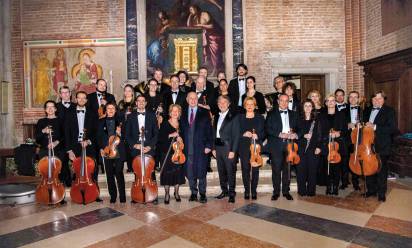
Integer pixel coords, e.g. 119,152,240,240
171,140,186,165
131,155,158,203
249,130,263,167
103,135,120,159
327,141,341,164
70,155,99,204
98,93,107,119
36,156,65,205
349,125,380,176
286,142,300,165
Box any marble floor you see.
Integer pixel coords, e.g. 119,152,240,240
0,180,411,248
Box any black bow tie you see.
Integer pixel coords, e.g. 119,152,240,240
372,107,381,111
63,101,70,105
137,112,145,116
351,106,359,110
77,110,85,113
289,100,293,103
280,110,287,114
239,78,245,81
172,91,178,95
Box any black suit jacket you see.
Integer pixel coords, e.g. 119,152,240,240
86,91,116,118
162,90,187,114
125,110,158,157
265,109,299,153
228,77,246,109
241,91,266,114
213,111,240,153
64,108,96,157
363,105,396,155
56,101,76,147
191,80,215,104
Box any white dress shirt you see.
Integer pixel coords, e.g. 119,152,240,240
97,92,103,106
350,105,359,124
279,109,290,133
172,90,179,104
288,99,293,111
217,110,229,138
188,106,198,123
76,107,86,141
369,107,380,124
337,103,346,111
238,77,246,106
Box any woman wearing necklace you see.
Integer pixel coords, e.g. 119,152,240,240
241,76,266,115
118,84,135,172
157,104,186,204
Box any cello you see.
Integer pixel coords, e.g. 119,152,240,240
249,129,263,167
35,126,65,205
131,127,158,203
327,128,342,175
70,129,100,204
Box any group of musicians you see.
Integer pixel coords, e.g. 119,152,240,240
35,64,396,205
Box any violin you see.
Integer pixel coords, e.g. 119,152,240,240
98,92,107,119
35,126,65,205
286,130,300,165
171,130,186,165
70,129,100,204
155,103,164,128
349,100,380,177
103,123,122,159
249,129,263,167
131,127,158,203
327,129,341,164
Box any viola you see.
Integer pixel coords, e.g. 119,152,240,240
103,123,122,159
286,130,300,165
70,129,100,204
35,126,65,205
98,92,107,119
249,129,263,167
131,127,158,203
171,133,186,165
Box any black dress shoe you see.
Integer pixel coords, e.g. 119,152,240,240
251,194,257,200
244,192,250,200
378,194,386,202
228,196,235,203
326,185,332,195
283,194,294,200
362,192,377,198
164,194,170,205
307,193,315,197
199,194,207,203
332,186,339,195
215,192,228,199
110,199,116,203
271,194,279,201
120,199,126,203
353,185,361,191
189,194,198,201
95,198,103,202
174,192,181,202
339,184,348,190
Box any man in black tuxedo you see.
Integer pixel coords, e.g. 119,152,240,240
64,91,102,202
192,67,215,100
265,94,299,201
153,68,170,97
335,89,348,112
87,78,116,173
363,91,396,202
283,82,301,115
267,76,285,110
181,92,213,203
56,86,75,187
163,75,187,112
228,63,248,113
212,95,240,203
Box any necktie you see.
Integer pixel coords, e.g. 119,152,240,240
189,108,194,127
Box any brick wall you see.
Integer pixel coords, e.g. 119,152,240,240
10,0,125,144
244,0,347,94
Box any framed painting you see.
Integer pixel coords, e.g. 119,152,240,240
23,38,126,108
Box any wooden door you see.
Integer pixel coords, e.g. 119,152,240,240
300,75,325,101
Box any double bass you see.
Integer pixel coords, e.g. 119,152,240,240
349,101,380,179
131,127,158,203
35,126,65,205
70,129,100,204
249,129,263,167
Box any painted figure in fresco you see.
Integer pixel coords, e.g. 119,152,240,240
186,5,201,27
51,48,68,94
71,49,103,94
196,11,225,76
34,50,51,105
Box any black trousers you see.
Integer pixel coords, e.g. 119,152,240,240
340,153,350,186
103,157,126,201
239,150,259,195
216,144,236,197
270,143,290,195
296,151,319,195
125,142,133,172
327,161,341,188
366,155,389,196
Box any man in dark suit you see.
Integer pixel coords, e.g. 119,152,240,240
265,94,299,201
228,63,248,113
181,92,213,203
363,91,396,202
64,91,102,202
335,88,348,112
283,82,301,115
163,75,187,113
56,86,75,187
212,95,240,203
267,76,285,110
192,67,215,101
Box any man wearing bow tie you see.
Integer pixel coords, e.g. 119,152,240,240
192,67,215,102
335,89,348,112
345,91,361,191
265,94,299,201
282,82,301,115
56,86,75,187
228,63,248,113
363,91,396,202
163,75,187,114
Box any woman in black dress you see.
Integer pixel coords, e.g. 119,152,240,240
307,90,324,117
158,104,186,204
177,70,191,93
241,76,266,115
296,100,322,197
144,78,164,127
118,84,135,172
238,97,265,200
319,95,347,195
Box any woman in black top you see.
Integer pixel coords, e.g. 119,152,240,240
319,95,348,195
296,100,322,196
158,104,186,204
177,70,192,93
97,102,126,203
238,97,265,200
307,90,324,117
144,78,163,116
241,76,266,114
118,84,135,172
35,100,62,159
211,78,231,116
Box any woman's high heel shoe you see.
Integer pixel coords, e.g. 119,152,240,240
174,192,181,202
164,194,170,204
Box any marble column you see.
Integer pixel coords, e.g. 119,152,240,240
126,0,138,80
232,0,244,71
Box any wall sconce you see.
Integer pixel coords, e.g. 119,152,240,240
0,80,9,114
